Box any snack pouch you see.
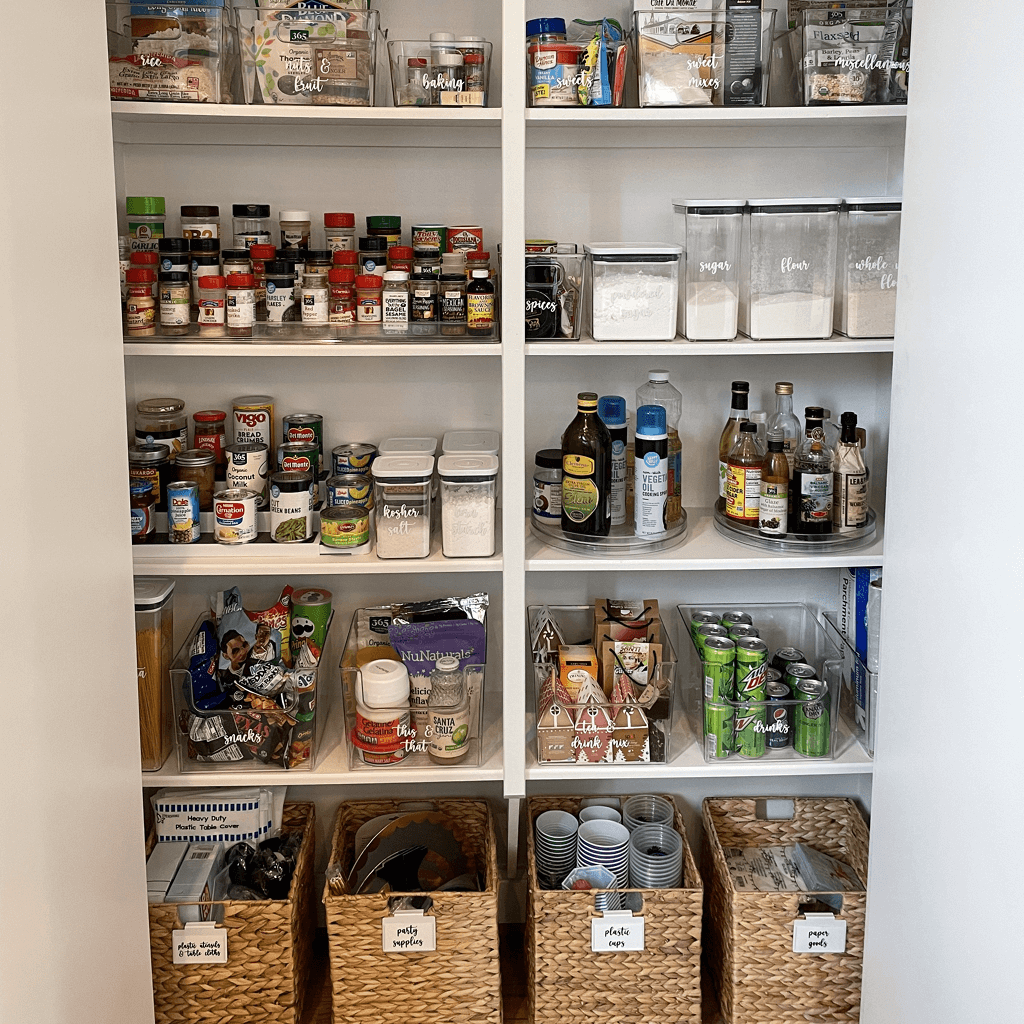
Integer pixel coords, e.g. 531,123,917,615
248,585,294,667
568,18,625,106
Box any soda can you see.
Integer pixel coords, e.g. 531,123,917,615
766,680,792,748
765,667,784,688
283,413,324,473
704,701,734,760
772,646,807,675
277,441,320,500
332,442,377,478
213,487,258,544
734,703,766,758
794,679,831,757
689,610,721,644
291,587,333,659
728,623,760,643
167,479,200,543
696,623,730,661
225,441,270,509
784,662,818,694
702,636,736,702
720,610,753,630
735,637,770,701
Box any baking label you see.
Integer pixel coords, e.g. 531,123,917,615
792,913,847,954
173,922,228,964
382,909,436,952
591,911,644,952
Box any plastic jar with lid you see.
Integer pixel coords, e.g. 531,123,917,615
441,250,466,277
130,479,156,543
192,410,227,477
387,246,414,273
324,212,356,252
175,448,217,511
126,196,165,253
526,18,566,44
232,203,271,249
221,249,252,279
305,250,333,277
382,271,410,332
279,210,311,249
129,443,172,511
413,248,441,277
410,273,438,328
329,268,356,326
135,398,187,459
438,454,499,558
264,260,297,324
366,215,401,246
180,205,220,241
158,272,190,336
197,275,227,336
371,455,434,559
358,236,388,277
125,269,156,337
355,274,383,323
466,250,491,279
532,448,562,523
189,238,220,316
462,49,488,102
158,237,189,275
226,273,255,338
439,273,467,335
300,270,329,325
249,243,276,320
130,251,159,297
434,52,465,105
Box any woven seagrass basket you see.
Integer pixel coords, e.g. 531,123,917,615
702,797,870,1024
147,801,316,1024
526,794,702,1024
323,798,502,1024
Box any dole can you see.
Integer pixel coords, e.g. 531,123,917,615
225,441,269,508
282,412,324,472
232,394,274,450
213,487,258,544
167,479,200,544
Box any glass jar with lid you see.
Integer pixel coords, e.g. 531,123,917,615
371,455,434,559
130,479,156,544
192,410,227,478
324,212,356,252
355,275,383,323
358,236,388,276
439,273,467,336
175,448,217,511
232,203,271,249
158,272,190,336
189,238,220,318
835,197,902,339
279,210,311,250
427,656,472,764
197,275,227,337
329,268,356,326
158,237,189,275
180,205,220,241
532,448,562,524
300,270,330,325
410,272,438,331
129,443,172,512
413,247,441,277
382,271,410,332
135,398,187,460
221,249,252,279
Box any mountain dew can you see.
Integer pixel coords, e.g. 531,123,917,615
696,623,729,660
735,638,770,701
728,623,760,643
702,636,736,702
704,701,734,760
734,703,766,758
721,610,752,630
794,679,831,757
690,610,721,644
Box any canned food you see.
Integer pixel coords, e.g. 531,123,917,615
232,394,275,450
766,680,792,748
291,588,333,654
689,610,721,644
735,637,770,701
702,636,736,703
764,667,784,687
771,646,807,675
270,470,314,543
167,479,200,543
720,610,753,630
277,442,320,500
704,701,734,760
129,442,172,511
332,442,377,477
225,441,270,508
447,225,484,253
728,623,760,643
411,224,445,250
784,662,818,694
696,622,729,661
282,413,324,473
326,473,373,510
794,678,831,757
213,487,258,544
734,703,766,758
320,504,370,550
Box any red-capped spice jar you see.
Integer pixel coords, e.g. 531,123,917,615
226,272,256,338
333,249,359,269
387,245,414,274
193,410,228,478
466,250,492,279
197,274,227,337
324,212,356,253
329,267,357,326
130,250,159,296
249,243,277,321
125,268,156,337
355,274,383,323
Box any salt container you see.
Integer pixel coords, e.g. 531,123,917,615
672,199,744,340
742,199,841,340
585,243,683,341
835,198,902,338
438,454,499,558
371,455,434,559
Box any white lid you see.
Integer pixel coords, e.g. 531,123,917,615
585,242,683,256
438,454,499,478
134,576,175,609
279,210,311,221
671,199,745,210
748,198,841,207
430,32,456,42
358,659,409,707
648,369,671,381
471,269,489,278
382,271,409,282
455,35,485,42
844,196,903,207
378,437,438,456
371,454,435,478
438,52,464,66
442,429,500,455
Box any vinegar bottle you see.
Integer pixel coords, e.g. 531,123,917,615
725,422,763,524
759,428,789,537
833,411,869,532
560,392,612,536
792,406,834,534
718,380,749,502
636,370,683,524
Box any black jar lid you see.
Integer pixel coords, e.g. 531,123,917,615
158,271,189,283
535,448,561,469
221,249,251,262
190,238,220,254
232,203,270,217
181,205,219,217
158,237,189,253
439,273,466,282
306,250,333,262
264,260,295,276
359,236,388,251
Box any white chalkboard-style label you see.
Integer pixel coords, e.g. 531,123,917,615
591,911,645,952
172,921,228,964
382,909,437,952
792,913,847,954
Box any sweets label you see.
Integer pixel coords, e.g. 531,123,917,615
792,914,847,954
382,911,437,952
591,912,645,952
173,923,228,964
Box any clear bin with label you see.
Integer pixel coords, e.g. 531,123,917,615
673,199,744,341
388,40,493,107
585,244,683,341
524,246,585,340
371,455,434,559
742,200,840,340
835,198,902,338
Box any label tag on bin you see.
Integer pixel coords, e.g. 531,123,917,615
591,910,645,952
792,913,847,954
383,909,436,952
172,921,228,964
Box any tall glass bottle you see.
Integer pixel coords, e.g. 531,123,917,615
561,391,612,536
767,381,801,479
598,395,628,527
759,428,789,537
636,371,683,524
718,380,749,501
833,411,869,532
792,406,833,534
725,422,763,524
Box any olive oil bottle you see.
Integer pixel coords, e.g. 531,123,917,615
561,392,612,536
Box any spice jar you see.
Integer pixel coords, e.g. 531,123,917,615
438,454,498,557
372,455,434,559
130,251,159,297
264,260,297,323
279,210,311,249
324,212,356,252
125,269,156,337
413,247,441,277
249,243,276,320
221,249,252,279
175,448,217,511
158,237,189,275
532,448,562,523
333,249,359,270
287,249,308,300
366,215,401,246
463,49,487,103
382,271,410,332
130,478,156,543
329,268,356,326
441,250,467,278
466,250,491,279
355,274,383,323
435,51,465,105
192,410,227,478
129,443,172,511
410,272,438,327
197,275,227,337
180,204,219,241
135,398,188,459
527,18,567,45
358,236,388,277
190,238,220,318
158,272,190,336
226,273,255,338
439,273,467,336
126,196,165,253
232,203,271,249
301,270,329,325
467,269,496,336
387,246,414,273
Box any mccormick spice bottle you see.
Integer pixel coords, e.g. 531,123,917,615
125,269,156,337
329,268,356,326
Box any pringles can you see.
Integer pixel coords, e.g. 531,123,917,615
291,588,333,658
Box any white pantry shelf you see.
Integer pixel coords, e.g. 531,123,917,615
123,341,502,358
525,106,907,129
527,334,894,357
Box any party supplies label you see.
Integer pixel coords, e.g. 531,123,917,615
383,909,437,952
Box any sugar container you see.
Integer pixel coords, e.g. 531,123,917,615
372,455,434,559
835,198,902,338
438,455,499,558
585,243,683,341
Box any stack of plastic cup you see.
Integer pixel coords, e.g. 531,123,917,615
577,819,630,910
628,823,684,889
534,810,579,888
623,794,674,832
579,805,622,824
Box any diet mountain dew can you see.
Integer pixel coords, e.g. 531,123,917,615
690,610,721,645
696,623,729,660
735,637,770,701
702,636,736,702
794,678,831,757
734,702,766,758
704,701,734,760
721,610,753,631
728,623,760,643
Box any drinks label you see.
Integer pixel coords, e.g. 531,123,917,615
726,464,761,521
561,475,599,523
563,454,595,475
759,482,788,535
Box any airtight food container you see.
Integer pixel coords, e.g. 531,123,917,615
438,454,499,558
371,455,434,559
441,430,500,457
835,198,902,339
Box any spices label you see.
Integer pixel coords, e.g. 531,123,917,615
173,923,228,964
382,911,436,953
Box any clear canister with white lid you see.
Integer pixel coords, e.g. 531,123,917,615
835,197,902,338
585,243,683,341
441,430,500,456
372,455,434,559
438,454,499,558
743,198,841,340
673,199,745,341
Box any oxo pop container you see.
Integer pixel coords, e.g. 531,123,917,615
134,577,174,771
372,455,434,559
585,244,683,341
835,198,902,339
742,199,840,340
438,454,499,558
673,200,744,341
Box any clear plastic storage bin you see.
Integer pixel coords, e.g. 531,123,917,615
388,40,493,107
673,200,744,341
742,199,840,340
438,454,498,558
635,8,775,107
835,198,902,338
585,244,683,342
371,455,433,559
524,247,585,340
135,577,174,771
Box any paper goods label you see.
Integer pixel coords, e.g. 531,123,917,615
591,914,644,952
173,924,228,964
793,915,847,954
382,913,436,952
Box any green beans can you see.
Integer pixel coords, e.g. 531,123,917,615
696,622,729,660
794,678,831,757
734,702,766,758
702,636,736,702
704,701,734,760
689,610,721,645
735,637,770,701
269,470,313,543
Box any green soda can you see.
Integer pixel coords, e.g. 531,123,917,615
794,679,831,757
702,636,736,702
721,610,753,631
734,702,766,758
690,610,721,645
704,700,734,760
735,637,770,702
784,662,818,694
696,622,729,660
290,587,333,658
728,623,760,643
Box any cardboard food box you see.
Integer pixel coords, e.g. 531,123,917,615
559,645,599,701
593,599,661,650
